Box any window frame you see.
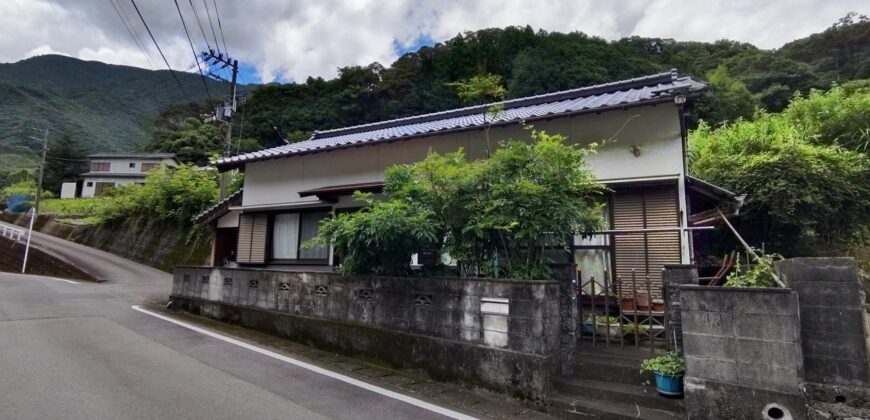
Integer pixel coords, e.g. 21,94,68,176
266,207,332,265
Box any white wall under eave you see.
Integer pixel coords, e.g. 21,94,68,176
217,210,240,228
242,103,685,207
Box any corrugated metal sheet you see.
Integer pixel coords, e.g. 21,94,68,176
217,70,706,169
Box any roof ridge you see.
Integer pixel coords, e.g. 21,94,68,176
311,70,678,140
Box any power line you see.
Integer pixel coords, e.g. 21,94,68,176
201,0,221,52
212,0,229,53
129,0,191,102
107,0,155,69
108,0,180,98
187,0,211,51
174,0,212,102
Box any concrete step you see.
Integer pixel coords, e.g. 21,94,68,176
555,377,684,413
575,352,650,385
550,392,684,420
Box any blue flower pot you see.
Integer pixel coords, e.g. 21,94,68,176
580,321,595,336
653,373,684,397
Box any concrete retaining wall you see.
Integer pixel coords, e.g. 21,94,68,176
0,212,210,272
170,266,560,403
680,286,807,420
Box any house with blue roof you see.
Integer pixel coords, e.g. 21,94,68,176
196,70,741,295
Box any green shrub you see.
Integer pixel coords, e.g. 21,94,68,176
40,198,108,217
724,252,782,288
691,83,870,257
311,192,438,275
98,164,218,225
386,130,605,279
641,353,686,377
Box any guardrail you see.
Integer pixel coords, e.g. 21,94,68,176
0,224,24,241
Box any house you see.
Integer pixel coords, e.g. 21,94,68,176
80,153,179,197
199,70,741,295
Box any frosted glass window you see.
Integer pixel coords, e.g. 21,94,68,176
575,248,611,295
272,213,299,259
299,212,329,259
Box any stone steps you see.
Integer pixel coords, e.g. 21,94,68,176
550,392,683,420
549,349,685,419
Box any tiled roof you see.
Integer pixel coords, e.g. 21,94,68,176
217,70,705,169
194,188,243,224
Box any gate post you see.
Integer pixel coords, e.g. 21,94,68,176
662,264,698,354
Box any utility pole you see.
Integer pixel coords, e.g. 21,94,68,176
201,49,238,200
22,128,49,274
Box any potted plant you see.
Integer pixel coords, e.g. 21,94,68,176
595,315,621,339
641,353,685,397
580,316,595,336
623,322,649,343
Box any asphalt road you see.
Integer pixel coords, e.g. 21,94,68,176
0,222,466,420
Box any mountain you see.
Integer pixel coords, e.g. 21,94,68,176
0,54,235,170
240,18,869,149
2,15,868,174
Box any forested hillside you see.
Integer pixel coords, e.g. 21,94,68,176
1,15,867,190
0,54,235,171
239,14,869,148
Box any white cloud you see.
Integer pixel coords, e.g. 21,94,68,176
0,0,866,82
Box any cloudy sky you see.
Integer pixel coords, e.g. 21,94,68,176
1,0,866,84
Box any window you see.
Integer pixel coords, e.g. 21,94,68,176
86,182,93,187
129,162,136,168
270,210,329,262
90,162,110,172
141,162,158,172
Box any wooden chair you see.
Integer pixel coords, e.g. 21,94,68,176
699,251,737,286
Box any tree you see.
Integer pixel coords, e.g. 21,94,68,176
695,65,759,126
386,130,605,279
447,73,507,155
43,132,87,195
690,84,870,256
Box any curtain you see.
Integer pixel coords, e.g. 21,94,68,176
299,212,329,259
272,213,299,259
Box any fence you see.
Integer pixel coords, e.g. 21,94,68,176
0,224,24,241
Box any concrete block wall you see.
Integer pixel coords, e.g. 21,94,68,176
662,264,698,354
171,266,560,402
680,286,807,420
776,258,869,388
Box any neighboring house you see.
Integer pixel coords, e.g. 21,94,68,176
199,70,742,294
80,153,178,197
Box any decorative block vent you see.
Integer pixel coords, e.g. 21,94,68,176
314,285,328,296
413,293,433,306
356,288,375,301
224,277,233,286
201,275,209,284
182,274,190,282
279,283,291,291
249,280,259,289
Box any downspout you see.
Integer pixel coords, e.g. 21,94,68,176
675,95,694,263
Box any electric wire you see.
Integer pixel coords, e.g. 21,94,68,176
107,0,155,69
174,0,213,103
129,0,191,102
212,0,229,54
187,0,212,51
202,0,221,53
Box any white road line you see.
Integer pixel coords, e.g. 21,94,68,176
19,274,79,285
131,305,477,420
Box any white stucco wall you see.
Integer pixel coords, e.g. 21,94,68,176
60,182,77,199
243,104,684,207
89,158,177,175
80,177,142,197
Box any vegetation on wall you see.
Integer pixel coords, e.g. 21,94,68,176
97,164,219,225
